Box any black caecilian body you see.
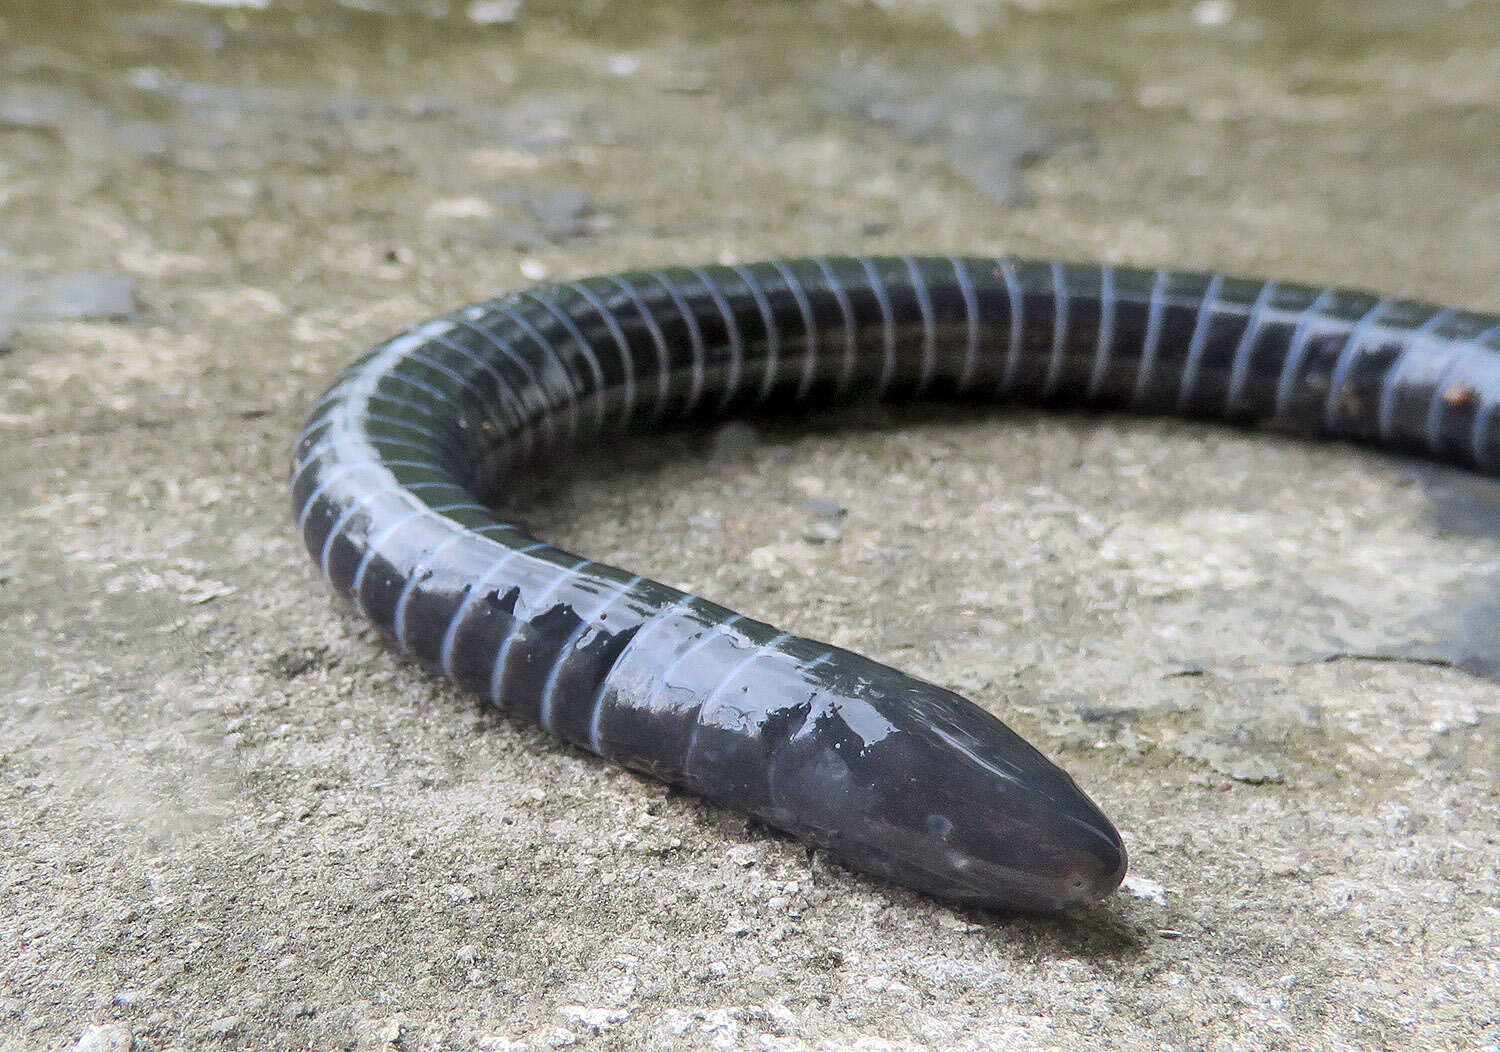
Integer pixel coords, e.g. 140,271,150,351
292,257,1500,911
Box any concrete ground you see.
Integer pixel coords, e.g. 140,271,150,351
1,0,1496,1048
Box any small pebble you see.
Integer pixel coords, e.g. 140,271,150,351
0,270,136,322
557,1005,627,1030
1121,875,1169,905
442,883,478,903
1191,0,1234,26
802,497,847,522
424,197,493,221
726,845,757,867
74,1026,133,1052
369,1016,404,1045
467,0,520,24
606,54,641,77
205,1015,241,1036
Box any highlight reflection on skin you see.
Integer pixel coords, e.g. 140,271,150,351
297,257,1499,910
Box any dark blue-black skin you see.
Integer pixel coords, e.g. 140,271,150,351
292,257,1500,912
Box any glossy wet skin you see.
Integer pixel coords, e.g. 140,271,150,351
754,657,1128,910
597,622,1128,910
295,256,1500,912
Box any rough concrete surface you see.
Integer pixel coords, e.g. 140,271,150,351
1,0,1497,1049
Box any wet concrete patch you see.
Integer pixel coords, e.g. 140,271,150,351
812,60,1099,206
1417,462,1500,542
1395,463,1500,679
0,270,136,323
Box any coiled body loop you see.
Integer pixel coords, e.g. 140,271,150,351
293,257,1500,910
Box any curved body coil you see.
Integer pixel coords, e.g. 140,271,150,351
292,257,1500,911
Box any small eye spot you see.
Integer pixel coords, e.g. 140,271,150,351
925,814,953,838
